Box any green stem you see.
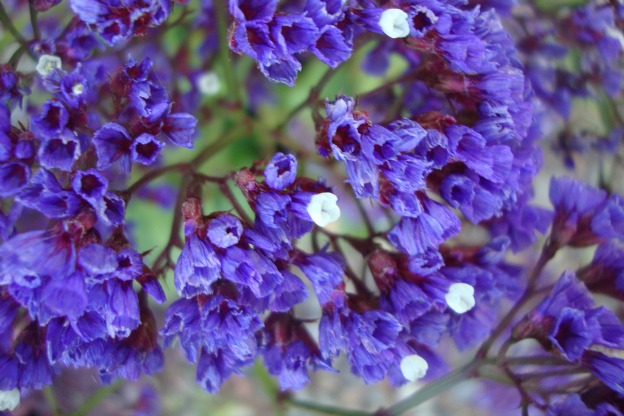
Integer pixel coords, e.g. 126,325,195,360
477,239,557,358
382,360,479,416
71,381,122,416
28,0,40,40
8,44,27,68
124,120,248,198
214,0,242,105
287,398,370,416
124,163,186,196
382,366,473,415
252,362,286,416
190,122,249,169
44,386,60,415
0,1,36,59
354,198,375,236
505,356,569,367
275,66,335,131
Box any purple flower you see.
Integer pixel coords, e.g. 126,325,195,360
271,14,318,55
174,233,221,297
69,0,170,45
260,314,330,390
263,340,313,390
38,129,81,171
295,251,344,305
58,70,88,108
592,194,624,241
31,100,69,140
100,192,126,226
346,310,402,384
79,243,119,278
72,169,108,208
0,228,76,285
206,214,243,249
264,152,297,190
105,279,140,338
93,123,133,172
221,246,283,298
547,394,593,416
549,177,608,247
162,294,263,392
131,133,164,166
162,113,198,148
40,271,88,320
0,162,30,197
387,197,461,256
549,307,600,362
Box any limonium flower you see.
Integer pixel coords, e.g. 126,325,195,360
1,0,623,414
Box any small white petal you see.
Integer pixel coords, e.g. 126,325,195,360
607,27,624,50
306,192,341,227
445,282,475,314
400,354,428,382
379,9,410,39
35,54,62,76
72,83,85,95
0,389,20,411
198,72,221,96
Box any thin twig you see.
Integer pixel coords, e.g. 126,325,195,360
0,1,36,59
28,0,40,40
220,181,253,226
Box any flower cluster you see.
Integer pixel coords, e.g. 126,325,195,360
229,0,352,85
69,0,170,45
0,0,624,414
0,0,196,405
162,153,344,391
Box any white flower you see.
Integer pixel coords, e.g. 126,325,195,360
379,9,410,39
72,82,85,95
306,192,341,227
445,282,476,314
0,389,20,411
400,354,429,382
198,72,221,96
35,54,62,77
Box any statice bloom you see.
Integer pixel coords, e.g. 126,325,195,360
576,241,624,302
161,154,352,391
316,0,540,275
162,293,263,392
548,176,624,247
0,215,166,391
516,271,624,394
228,0,352,85
3,0,623,409
69,0,171,45
259,313,332,391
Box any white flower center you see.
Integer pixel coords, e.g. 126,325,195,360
0,389,20,411
379,9,410,39
72,83,85,95
36,54,62,76
400,354,428,381
198,72,221,96
445,282,476,314
306,192,340,227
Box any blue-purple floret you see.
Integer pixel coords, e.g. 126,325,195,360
69,0,171,45
0,212,166,390
162,294,262,392
229,0,352,85
1,0,622,405
518,271,624,394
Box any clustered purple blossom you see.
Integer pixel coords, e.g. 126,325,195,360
0,0,623,414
